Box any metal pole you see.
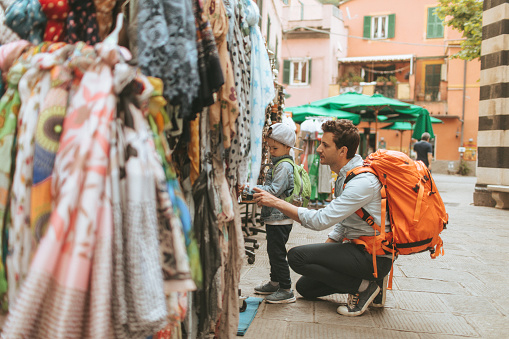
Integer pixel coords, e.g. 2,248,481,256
460,60,467,159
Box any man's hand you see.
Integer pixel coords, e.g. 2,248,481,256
325,238,338,243
252,187,279,207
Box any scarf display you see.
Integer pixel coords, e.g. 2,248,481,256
0,0,276,337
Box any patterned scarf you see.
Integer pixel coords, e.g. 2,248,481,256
5,0,46,44
245,0,274,187
93,0,116,40
65,0,100,45
39,0,69,42
137,0,200,120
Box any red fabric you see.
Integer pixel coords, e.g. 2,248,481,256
39,0,69,42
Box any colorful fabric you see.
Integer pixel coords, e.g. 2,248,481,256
4,0,46,44
31,48,74,245
93,0,116,40
205,0,239,150
0,40,30,74
0,3,20,45
245,0,274,188
137,0,200,120
224,0,251,187
65,0,100,45
39,0,69,42
2,41,118,338
191,0,223,113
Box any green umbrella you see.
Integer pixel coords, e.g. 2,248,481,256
286,105,361,124
383,122,413,152
412,110,436,140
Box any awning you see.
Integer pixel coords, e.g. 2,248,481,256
337,54,414,63
337,54,414,74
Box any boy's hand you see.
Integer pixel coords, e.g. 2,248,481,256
252,187,279,207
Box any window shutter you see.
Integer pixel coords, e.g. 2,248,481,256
427,7,435,38
283,60,290,84
435,13,444,38
387,14,395,38
307,59,312,84
363,16,371,39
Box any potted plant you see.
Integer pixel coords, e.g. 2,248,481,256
340,76,349,87
351,75,364,85
387,75,398,86
376,76,388,86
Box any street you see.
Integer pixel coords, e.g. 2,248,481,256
239,174,509,338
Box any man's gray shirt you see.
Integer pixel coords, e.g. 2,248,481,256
297,155,390,241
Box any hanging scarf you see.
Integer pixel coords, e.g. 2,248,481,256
0,3,20,45
137,0,200,120
4,0,46,44
2,41,118,338
245,0,274,187
93,0,116,40
224,0,251,187
191,0,224,114
39,0,69,42
65,0,100,45
205,0,239,150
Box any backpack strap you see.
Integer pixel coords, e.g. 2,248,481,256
272,158,302,198
344,166,390,279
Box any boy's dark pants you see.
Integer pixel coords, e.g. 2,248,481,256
266,224,293,289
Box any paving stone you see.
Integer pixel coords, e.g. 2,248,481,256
241,319,288,339
371,309,478,336
493,296,509,316
466,315,509,338
313,298,377,328
393,277,465,295
399,265,478,283
258,298,315,323
438,294,502,316
391,290,450,313
418,333,480,339
286,322,419,339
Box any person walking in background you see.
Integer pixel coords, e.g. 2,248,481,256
251,123,300,304
413,132,433,169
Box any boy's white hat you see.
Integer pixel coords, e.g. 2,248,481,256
268,123,303,151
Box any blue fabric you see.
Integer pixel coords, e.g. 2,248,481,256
5,0,46,44
237,297,263,336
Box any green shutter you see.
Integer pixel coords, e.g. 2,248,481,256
307,59,312,84
283,60,290,84
387,14,395,38
427,7,444,38
363,16,371,39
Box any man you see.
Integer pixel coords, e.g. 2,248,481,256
413,132,433,169
253,120,392,317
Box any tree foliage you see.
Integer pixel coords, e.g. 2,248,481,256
435,0,483,60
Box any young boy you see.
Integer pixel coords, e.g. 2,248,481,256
252,123,299,303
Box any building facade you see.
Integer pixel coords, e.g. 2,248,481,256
337,0,480,169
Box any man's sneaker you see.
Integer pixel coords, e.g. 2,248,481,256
254,281,279,295
371,275,388,308
265,289,296,304
337,281,380,317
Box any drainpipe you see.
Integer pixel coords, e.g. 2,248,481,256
460,60,467,146
299,0,304,20
460,59,467,159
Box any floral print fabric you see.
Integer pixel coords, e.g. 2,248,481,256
137,0,200,120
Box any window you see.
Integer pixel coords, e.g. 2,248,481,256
427,7,444,39
363,14,395,39
425,64,442,101
282,59,312,85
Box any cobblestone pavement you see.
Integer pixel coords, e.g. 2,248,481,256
238,174,509,338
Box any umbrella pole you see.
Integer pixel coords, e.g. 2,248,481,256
400,130,403,152
375,110,378,151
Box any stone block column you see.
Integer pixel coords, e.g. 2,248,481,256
474,0,509,208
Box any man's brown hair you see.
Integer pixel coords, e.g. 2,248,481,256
321,119,360,159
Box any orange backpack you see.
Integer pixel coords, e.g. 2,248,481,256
344,150,448,288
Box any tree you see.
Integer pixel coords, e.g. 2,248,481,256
435,0,483,60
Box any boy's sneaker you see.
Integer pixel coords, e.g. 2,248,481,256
265,289,296,304
371,275,388,308
254,281,279,295
337,281,380,317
